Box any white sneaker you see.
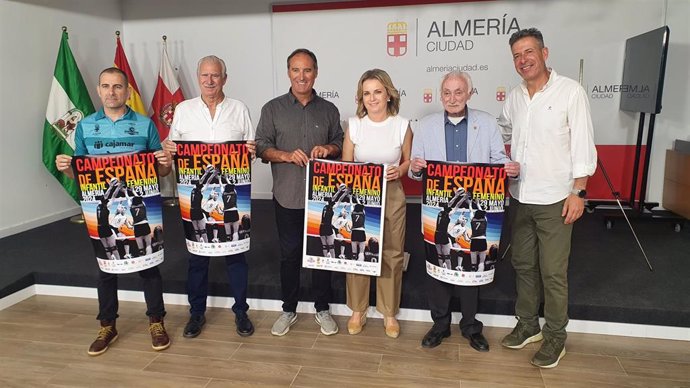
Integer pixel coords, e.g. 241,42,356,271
315,310,339,336
212,238,220,243
271,312,297,336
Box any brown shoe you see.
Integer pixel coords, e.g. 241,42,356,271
149,316,171,351
384,317,400,339
88,320,118,356
347,312,367,335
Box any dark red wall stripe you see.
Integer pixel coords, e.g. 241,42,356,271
273,0,492,13
401,145,649,201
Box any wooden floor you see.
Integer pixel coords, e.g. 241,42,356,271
1,296,689,387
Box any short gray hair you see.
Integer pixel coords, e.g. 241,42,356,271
441,71,473,93
197,55,227,77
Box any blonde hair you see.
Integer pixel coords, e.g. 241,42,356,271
355,69,400,118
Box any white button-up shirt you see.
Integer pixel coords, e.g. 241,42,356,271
170,96,254,141
499,69,597,205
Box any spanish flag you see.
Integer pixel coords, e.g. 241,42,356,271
114,33,146,115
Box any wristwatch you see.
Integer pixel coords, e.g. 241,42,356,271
571,189,587,198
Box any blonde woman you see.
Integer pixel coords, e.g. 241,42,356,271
342,69,412,338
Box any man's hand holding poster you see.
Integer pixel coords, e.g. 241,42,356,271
72,152,164,274
174,141,252,256
422,161,507,286
303,159,386,276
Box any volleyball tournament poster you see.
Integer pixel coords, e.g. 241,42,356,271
72,151,164,273
303,159,386,276
422,161,507,285
174,141,251,256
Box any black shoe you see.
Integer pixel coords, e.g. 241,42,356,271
183,315,206,338
235,312,254,337
463,332,490,352
421,326,451,348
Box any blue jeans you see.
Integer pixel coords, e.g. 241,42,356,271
187,253,249,316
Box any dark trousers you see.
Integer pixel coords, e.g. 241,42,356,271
97,266,165,321
426,276,483,335
274,198,332,313
187,253,249,316
425,245,483,335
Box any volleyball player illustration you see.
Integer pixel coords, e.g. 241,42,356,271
332,183,351,203
96,178,128,260
222,175,241,242
350,202,366,261
110,203,133,259
332,208,351,259
448,214,470,270
203,189,223,243
470,210,488,272
364,237,379,263
128,193,153,256
97,196,120,260
449,215,470,249
319,199,337,258
151,225,164,252
189,164,219,243
434,204,452,269
238,214,251,240
448,186,482,212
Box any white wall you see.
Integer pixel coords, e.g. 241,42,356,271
119,0,276,200
650,0,690,203
1,0,688,237
0,0,122,238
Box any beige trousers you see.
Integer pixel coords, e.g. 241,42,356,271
346,179,406,317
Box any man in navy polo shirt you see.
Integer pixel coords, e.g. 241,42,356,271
56,67,173,356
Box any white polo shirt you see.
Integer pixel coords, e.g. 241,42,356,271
499,69,597,205
170,96,254,141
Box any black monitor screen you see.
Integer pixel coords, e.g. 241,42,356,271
619,26,669,114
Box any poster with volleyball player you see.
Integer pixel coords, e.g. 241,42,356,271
422,160,507,286
174,140,251,256
303,159,386,276
72,152,164,274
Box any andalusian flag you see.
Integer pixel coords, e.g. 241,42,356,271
42,29,95,202
114,33,147,115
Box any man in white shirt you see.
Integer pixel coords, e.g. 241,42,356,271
163,55,256,339
498,28,597,369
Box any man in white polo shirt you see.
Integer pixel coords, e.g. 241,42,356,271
163,55,255,339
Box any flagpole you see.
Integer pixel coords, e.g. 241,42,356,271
55,26,84,224
161,35,179,208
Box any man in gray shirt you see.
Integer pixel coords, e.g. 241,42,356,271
255,48,344,336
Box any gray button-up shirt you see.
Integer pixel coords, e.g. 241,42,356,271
255,90,344,209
